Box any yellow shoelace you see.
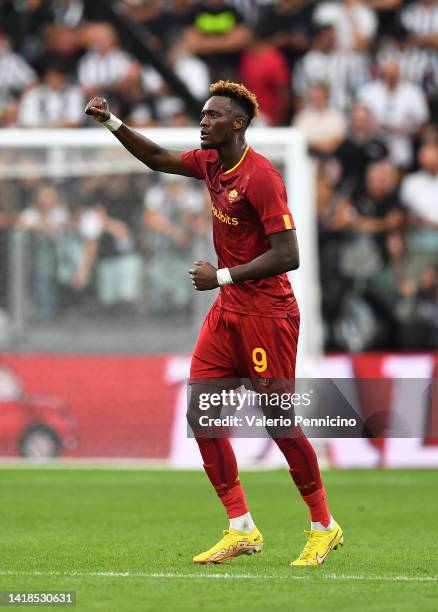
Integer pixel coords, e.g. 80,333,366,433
297,530,326,560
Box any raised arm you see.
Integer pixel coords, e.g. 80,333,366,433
85,96,193,176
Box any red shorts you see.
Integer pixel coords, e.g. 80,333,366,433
190,303,299,383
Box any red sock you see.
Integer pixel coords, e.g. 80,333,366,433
273,428,331,527
195,437,248,519
302,487,331,526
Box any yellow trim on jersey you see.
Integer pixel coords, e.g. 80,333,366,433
223,145,250,174
283,214,292,230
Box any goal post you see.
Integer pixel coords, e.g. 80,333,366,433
0,127,322,370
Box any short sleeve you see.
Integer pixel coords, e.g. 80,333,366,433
180,149,217,179
246,169,295,235
180,149,210,180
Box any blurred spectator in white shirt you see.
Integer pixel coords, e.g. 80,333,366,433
377,39,438,99
294,83,347,155
78,23,132,97
57,205,102,293
143,176,207,314
294,24,369,111
396,0,438,107
18,67,84,128
313,0,377,52
359,57,429,168
0,31,36,108
401,140,438,271
17,184,68,320
399,0,438,52
17,185,68,232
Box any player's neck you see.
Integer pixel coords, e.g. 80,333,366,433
218,140,248,173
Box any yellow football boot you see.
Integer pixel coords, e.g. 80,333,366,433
291,521,344,567
193,527,263,564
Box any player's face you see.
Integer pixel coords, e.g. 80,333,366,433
199,97,237,150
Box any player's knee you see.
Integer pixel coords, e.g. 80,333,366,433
186,406,201,432
187,385,210,430
186,407,194,428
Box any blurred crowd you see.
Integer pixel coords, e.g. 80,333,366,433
0,170,210,321
0,0,437,350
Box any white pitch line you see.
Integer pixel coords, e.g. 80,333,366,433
0,570,436,583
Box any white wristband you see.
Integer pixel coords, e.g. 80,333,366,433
102,113,123,132
216,268,233,286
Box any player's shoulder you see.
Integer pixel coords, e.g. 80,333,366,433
192,148,219,162
247,148,279,171
246,148,284,180
182,148,220,167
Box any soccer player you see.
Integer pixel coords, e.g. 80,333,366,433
85,81,343,567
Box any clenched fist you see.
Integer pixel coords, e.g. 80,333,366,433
85,96,111,123
189,261,219,291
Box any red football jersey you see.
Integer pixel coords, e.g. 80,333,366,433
180,145,299,318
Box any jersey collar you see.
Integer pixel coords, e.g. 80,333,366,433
222,145,250,175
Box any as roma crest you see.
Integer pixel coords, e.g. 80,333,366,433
228,189,238,203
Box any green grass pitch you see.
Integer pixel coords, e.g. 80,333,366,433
0,467,437,611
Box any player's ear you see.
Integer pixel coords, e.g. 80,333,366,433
233,115,246,131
